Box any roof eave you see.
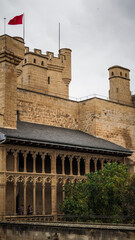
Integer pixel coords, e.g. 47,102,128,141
4,136,132,157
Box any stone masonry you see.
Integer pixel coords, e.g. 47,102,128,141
0,34,134,219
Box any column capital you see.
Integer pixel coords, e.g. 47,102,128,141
41,153,46,159
68,155,73,161
31,152,38,159
13,150,18,157
76,156,81,160
22,151,28,158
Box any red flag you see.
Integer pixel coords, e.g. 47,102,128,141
8,14,23,25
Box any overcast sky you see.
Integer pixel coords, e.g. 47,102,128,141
1,0,135,99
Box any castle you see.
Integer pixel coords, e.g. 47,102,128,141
0,34,134,219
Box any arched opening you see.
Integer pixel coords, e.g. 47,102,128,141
45,154,51,173
80,158,85,175
18,152,24,172
26,182,33,214
17,182,24,215
65,156,70,175
90,159,95,172
6,151,14,171
56,155,62,174
97,159,101,171
45,182,51,214
6,182,14,215
57,182,63,214
36,153,42,173
72,157,78,175
36,182,42,215
26,153,33,172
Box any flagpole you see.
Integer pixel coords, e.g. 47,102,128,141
59,22,60,51
23,13,25,42
4,18,6,34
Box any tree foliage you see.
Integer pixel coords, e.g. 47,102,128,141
62,163,134,222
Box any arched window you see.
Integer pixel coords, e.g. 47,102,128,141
18,152,24,172
33,58,36,63
90,159,95,172
97,159,101,171
80,158,85,175
72,157,78,175
65,156,70,175
45,154,51,173
26,153,33,172
56,155,62,174
36,153,42,173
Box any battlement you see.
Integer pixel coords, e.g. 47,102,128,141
13,39,72,99
23,46,71,68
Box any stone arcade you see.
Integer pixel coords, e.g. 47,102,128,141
0,34,134,219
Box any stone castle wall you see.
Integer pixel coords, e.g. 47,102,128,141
0,34,135,163
17,88,135,162
17,88,79,130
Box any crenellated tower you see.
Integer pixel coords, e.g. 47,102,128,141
17,46,72,99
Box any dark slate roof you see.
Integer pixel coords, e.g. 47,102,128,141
0,121,132,156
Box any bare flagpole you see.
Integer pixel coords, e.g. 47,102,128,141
4,18,6,34
59,22,60,51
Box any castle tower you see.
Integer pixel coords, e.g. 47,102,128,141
59,48,72,98
18,47,72,99
0,35,24,128
108,65,132,106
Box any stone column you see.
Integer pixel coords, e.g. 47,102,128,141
69,156,72,175
13,151,18,172
62,155,65,175
33,179,36,215
23,152,27,172
77,157,80,175
14,179,17,215
63,183,65,201
42,181,45,215
51,177,57,220
0,146,6,219
101,159,104,171
24,180,27,215
85,156,90,174
51,151,56,174
41,154,45,174
32,153,37,173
